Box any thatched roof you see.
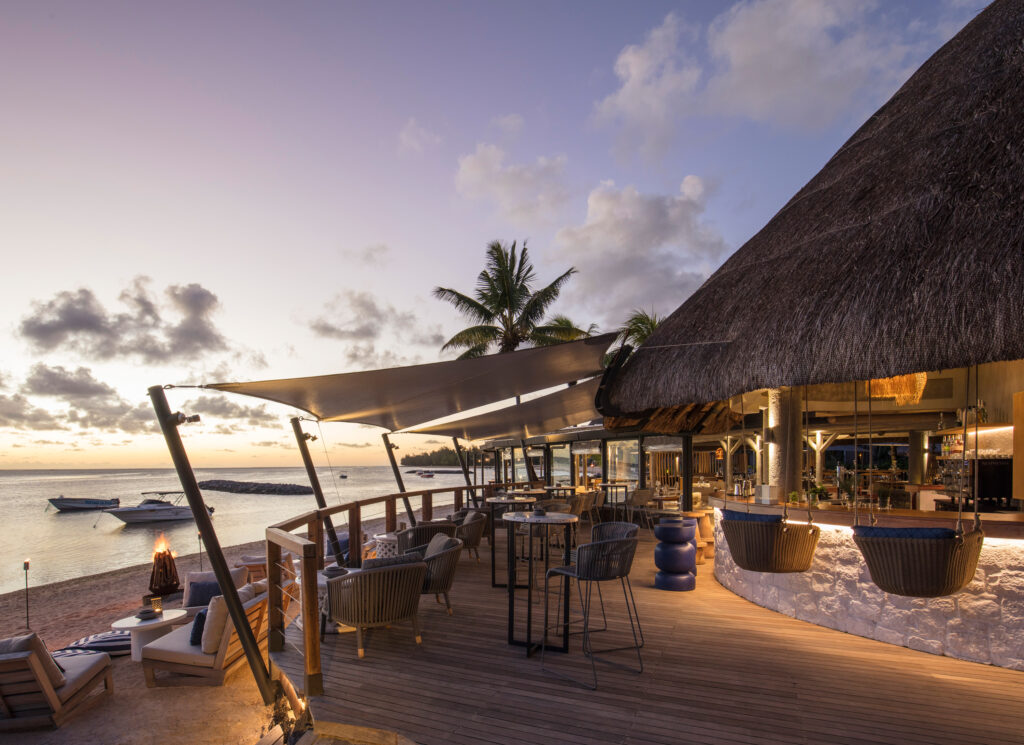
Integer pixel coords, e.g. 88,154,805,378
603,0,1024,417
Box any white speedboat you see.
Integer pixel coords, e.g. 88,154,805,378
104,491,213,524
49,496,120,512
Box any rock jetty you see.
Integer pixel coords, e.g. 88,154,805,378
198,479,313,495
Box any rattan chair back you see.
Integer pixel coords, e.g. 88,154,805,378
326,562,427,628
397,522,456,554
455,511,486,551
575,537,639,582
592,522,639,542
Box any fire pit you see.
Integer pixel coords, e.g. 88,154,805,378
149,534,180,596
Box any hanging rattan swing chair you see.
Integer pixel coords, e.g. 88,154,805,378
851,372,984,598
719,392,819,573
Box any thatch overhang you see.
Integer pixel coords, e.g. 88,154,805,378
602,0,1024,422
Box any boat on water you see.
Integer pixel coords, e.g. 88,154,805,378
419,472,435,478
105,491,213,524
48,496,120,512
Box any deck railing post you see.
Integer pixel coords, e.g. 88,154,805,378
454,488,463,514
385,496,397,533
422,492,433,522
308,517,324,570
348,504,362,568
148,385,277,706
299,548,323,696
267,539,284,653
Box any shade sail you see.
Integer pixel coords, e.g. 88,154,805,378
604,0,1024,414
205,333,616,431
406,377,602,442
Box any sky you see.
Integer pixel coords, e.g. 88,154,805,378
0,0,983,468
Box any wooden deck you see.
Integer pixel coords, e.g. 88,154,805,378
270,532,1024,745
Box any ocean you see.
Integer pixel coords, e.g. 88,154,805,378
0,466,471,594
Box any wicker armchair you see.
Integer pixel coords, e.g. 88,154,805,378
407,537,464,614
396,522,457,554
322,562,427,658
455,511,487,562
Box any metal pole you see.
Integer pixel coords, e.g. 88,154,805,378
291,418,345,565
23,560,29,629
382,433,416,526
682,434,695,511
148,386,276,705
452,437,479,507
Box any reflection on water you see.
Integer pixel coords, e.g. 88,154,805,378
0,466,468,593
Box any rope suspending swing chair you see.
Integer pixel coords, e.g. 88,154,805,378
719,391,820,573
852,368,984,598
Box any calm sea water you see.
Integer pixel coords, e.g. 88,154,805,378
0,466,470,594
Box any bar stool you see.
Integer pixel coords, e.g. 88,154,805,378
541,535,643,689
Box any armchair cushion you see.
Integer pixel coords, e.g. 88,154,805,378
424,533,458,558
182,567,248,611
184,581,221,608
53,650,110,704
201,595,228,654
0,632,65,688
145,623,217,668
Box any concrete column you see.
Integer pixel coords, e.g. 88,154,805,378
908,431,927,484
768,387,804,497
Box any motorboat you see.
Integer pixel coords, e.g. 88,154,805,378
104,491,213,524
419,471,435,478
48,496,120,512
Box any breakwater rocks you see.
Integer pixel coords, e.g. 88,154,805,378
198,479,313,495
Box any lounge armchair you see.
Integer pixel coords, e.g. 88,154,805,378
396,521,456,554
406,535,463,615
0,633,112,731
321,562,427,658
142,580,268,686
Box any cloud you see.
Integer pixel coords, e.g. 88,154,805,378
309,291,444,369
183,395,277,427
337,442,374,449
492,113,524,137
251,440,287,448
0,394,65,430
595,3,960,158
16,363,156,434
455,143,569,224
23,364,116,398
554,177,727,326
398,117,441,153
702,0,916,130
19,277,228,363
594,12,702,160
341,243,390,266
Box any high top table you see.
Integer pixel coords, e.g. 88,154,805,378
502,511,578,657
486,495,536,588
598,482,631,521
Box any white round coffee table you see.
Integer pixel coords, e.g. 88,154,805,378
111,609,187,661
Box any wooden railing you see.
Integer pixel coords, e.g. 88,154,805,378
264,481,529,697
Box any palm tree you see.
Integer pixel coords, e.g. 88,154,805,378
618,308,661,348
606,308,661,364
433,240,580,359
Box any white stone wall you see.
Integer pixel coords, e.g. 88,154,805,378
713,513,1024,670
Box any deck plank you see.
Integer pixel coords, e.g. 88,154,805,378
270,529,1024,745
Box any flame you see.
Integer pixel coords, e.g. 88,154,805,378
152,533,177,560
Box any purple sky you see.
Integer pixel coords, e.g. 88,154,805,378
0,0,982,467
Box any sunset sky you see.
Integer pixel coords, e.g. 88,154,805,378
0,0,981,468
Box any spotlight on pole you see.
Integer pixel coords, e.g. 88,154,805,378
168,412,201,426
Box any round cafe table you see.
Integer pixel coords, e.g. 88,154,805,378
486,495,536,587
111,609,187,661
502,510,578,656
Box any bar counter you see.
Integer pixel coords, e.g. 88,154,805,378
708,496,1024,538
708,497,1024,672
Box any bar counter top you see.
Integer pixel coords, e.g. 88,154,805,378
708,496,1024,539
